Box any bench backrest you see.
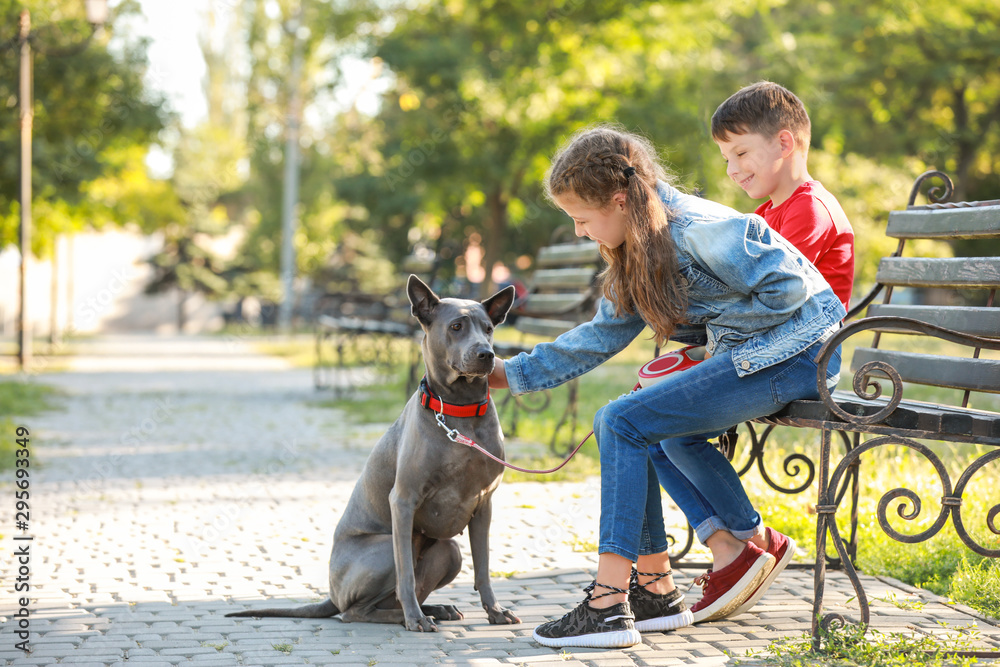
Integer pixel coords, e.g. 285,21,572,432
510,240,604,338
857,182,1000,410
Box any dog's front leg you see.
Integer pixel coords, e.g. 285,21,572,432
389,486,436,632
468,496,520,625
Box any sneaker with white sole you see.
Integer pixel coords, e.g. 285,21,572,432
727,527,796,618
690,542,775,623
532,582,641,648
629,569,694,632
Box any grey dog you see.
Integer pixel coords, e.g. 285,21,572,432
226,275,520,631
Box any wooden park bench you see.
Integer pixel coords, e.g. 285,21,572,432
728,171,999,648
494,236,604,453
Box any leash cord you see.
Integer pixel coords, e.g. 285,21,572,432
432,381,643,475
434,409,593,474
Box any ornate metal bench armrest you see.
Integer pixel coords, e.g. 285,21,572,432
814,316,1000,426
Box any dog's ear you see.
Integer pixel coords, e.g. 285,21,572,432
481,285,516,326
407,274,440,325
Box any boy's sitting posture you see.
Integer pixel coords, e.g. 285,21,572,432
712,81,854,311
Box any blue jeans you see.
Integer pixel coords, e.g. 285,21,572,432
595,340,841,561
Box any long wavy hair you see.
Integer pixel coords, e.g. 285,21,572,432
545,125,687,345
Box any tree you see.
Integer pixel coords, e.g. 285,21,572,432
235,0,384,284
0,0,168,257
361,1,666,296
793,0,1000,202
139,8,254,330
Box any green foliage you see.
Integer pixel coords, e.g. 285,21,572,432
325,0,1000,300
0,0,168,256
740,622,988,667
795,0,1000,202
234,0,384,281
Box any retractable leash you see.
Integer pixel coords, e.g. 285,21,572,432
428,346,716,475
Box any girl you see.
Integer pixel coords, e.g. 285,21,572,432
489,126,844,649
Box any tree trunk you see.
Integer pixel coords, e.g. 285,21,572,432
177,289,188,333
481,188,507,299
49,235,59,348
952,85,972,202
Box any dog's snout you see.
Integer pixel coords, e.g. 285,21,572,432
477,349,495,362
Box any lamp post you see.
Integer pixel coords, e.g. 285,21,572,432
277,6,305,333
16,0,108,372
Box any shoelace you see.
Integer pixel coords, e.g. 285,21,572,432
631,568,672,591
692,571,713,590
582,580,629,603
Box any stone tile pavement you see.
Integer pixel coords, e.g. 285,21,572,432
2,334,998,666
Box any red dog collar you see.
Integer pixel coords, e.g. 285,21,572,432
418,377,490,418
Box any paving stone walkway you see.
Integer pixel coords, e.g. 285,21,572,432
2,334,998,667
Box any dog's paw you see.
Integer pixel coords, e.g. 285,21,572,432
422,604,463,621
485,604,521,625
404,614,438,632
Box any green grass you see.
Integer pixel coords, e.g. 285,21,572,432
0,380,60,471
315,366,412,421
950,556,1000,619
254,335,326,369
739,622,992,667
260,332,419,371
0,380,58,415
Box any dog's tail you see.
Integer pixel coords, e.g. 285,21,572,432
226,599,339,619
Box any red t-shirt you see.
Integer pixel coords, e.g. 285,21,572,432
755,181,855,311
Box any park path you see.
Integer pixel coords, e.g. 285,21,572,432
1,334,998,666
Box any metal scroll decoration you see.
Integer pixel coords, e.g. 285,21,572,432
816,435,1000,637
666,523,696,563
907,169,954,207
808,312,1000,637
813,316,1000,425
951,448,1000,557
732,422,817,494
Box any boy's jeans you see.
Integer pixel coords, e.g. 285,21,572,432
595,339,841,561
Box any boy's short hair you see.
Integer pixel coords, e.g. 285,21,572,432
711,81,811,152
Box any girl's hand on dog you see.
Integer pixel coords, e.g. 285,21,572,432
488,359,509,390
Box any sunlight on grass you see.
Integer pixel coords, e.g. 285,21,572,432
738,622,989,667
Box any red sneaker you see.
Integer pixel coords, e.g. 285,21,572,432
728,527,796,618
690,542,774,623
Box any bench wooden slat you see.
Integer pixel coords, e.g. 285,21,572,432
536,241,602,267
865,305,1000,338
514,316,580,338
517,293,590,316
532,268,599,289
851,347,1000,393
887,205,1000,240
875,257,1000,288
763,394,1000,445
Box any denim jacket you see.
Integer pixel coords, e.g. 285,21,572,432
504,181,846,395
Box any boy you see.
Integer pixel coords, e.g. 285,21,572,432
645,82,854,621
712,81,854,310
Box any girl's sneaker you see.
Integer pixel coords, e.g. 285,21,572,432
629,569,694,632
727,528,796,618
532,582,641,648
690,542,775,623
